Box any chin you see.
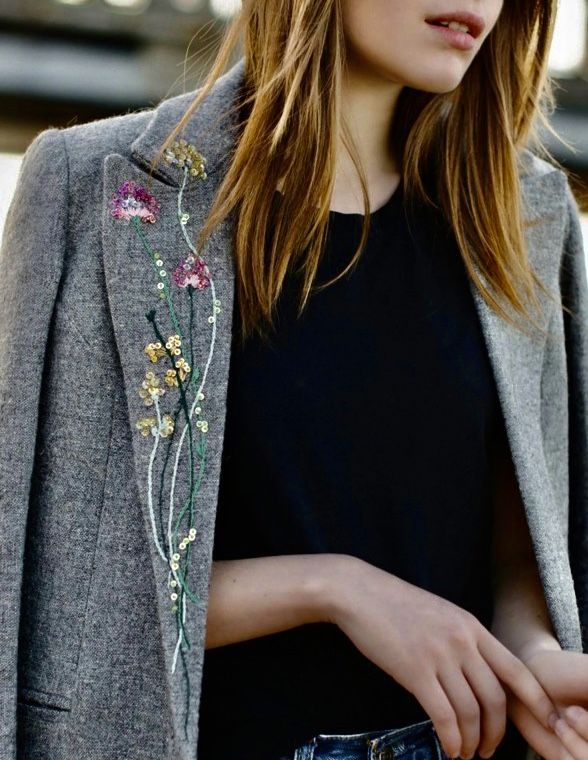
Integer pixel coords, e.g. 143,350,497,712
404,64,471,94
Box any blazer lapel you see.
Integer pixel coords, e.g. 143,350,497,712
101,160,236,759
466,168,582,649
101,58,246,759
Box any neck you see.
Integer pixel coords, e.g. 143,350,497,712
330,61,403,212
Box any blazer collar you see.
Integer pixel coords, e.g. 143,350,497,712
130,56,246,188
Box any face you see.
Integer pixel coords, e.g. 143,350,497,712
340,0,504,93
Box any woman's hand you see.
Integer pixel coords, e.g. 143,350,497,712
506,648,588,759
326,557,558,760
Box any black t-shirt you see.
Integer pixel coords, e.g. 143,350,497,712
197,181,505,759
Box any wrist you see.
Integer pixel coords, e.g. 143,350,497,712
309,553,368,625
515,635,562,666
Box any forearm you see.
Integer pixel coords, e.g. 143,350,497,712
490,556,561,663
204,552,353,649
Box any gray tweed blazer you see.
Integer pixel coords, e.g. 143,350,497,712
0,55,587,760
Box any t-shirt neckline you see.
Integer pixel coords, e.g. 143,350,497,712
328,179,404,220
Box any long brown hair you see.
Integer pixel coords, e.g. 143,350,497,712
152,0,574,345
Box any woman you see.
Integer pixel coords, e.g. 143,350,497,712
1,0,588,758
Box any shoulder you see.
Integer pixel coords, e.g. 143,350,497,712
518,146,567,182
24,56,246,193
20,87,199,188
26,103,165,186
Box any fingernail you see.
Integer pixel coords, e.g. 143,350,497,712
566,705,584,722
548,712,559,728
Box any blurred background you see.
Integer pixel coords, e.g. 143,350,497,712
0,0,587,250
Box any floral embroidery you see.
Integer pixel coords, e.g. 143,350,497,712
174,357,191,381
138,370,165,406
136,416,157,437
110,142,221,741
145,341,167,363
110,180,160,224
173,254,211,289
164,138,207,179
165,334,182,355
135,414,175,438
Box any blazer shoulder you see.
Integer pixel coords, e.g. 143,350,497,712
26,92,194,191
518,145,567,182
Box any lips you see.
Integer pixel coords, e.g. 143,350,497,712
424,10,485,39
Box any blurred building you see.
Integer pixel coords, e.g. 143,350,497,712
0,0,587,226
0,0,241,152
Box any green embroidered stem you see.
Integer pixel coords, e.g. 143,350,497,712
180,645,191,740
147,310,200,611
133,216,184,342
157,398,183,558
188,286,201,394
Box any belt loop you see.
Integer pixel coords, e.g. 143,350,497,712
301,735,317,760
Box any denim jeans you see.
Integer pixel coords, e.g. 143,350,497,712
277,717,450,759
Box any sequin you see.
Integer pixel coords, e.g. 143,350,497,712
174,357,191,381
145,341,167,363
165,335,182,355
110,180,160,224
159,415,174,438
139,370,165,406
163,138,207,179
172,254,211,290
136,416,156,437
164,368,179,387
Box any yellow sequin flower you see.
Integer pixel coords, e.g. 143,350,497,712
174,357,191,382
136,416,156,437
139,370,165,406
145,341,167,363
165,334,182,356
163,138,207,179
164,368,179,387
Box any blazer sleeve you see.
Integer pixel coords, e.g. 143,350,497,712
560,177,588,654
0,128,68,754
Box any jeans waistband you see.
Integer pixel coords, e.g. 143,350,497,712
291,717,444,760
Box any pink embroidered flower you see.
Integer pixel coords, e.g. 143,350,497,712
172,254,211,289
110,180,160,224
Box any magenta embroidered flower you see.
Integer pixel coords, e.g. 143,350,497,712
110,180,160,224
172,254,211,289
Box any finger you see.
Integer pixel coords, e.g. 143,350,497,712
437,665,480,759
564,705,588,741
507,689,565,760
462,652,507,758
478,629,556,730
553,716,588,760
414,676,462,759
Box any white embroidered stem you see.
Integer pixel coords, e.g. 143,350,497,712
149,395,168,562
167,167,219,670
171,593,188,674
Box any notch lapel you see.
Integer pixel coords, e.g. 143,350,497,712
102,150,236,759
